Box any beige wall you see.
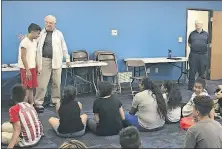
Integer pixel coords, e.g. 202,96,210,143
186,10,209,58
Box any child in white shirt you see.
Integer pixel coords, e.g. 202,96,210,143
182,78,214,119
162,81,182,123
18,23,41,105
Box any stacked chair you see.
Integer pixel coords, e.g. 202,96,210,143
125,60,148,95
94,50,120,93
71,50,92,94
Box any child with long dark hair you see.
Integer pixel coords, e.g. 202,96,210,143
162,81,182,123
48,86,87,137
125,77,167,131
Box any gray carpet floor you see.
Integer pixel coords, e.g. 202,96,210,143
1,80,222,148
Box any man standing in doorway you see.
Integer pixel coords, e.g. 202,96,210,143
188,20,209,90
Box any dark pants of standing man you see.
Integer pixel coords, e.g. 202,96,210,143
188,52,208,90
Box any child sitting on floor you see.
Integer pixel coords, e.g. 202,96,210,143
119,126,141,149
182,77,214,120
125,77,167,131
162,81,182,123
87,81,127,136
48,86,88,138
184,95,222,148
1,84,44,148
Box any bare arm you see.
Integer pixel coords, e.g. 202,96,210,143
209,108,215,120
94,113,99,123
119,106,125,120
56,103,60,113
7,122,21,149
130,95,139,115
21,47,29,70
36,50,39,72
78,102,82,110
21,47,32,80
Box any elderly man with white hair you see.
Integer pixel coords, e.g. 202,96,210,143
19,15,70,112
188,20,209,90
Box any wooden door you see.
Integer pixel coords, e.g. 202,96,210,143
210,11,222,80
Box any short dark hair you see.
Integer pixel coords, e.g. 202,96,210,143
98,81,113,97
60,140,87,148
61,86,76,105
119,126,141,149
193,95,214,116
195,77,206,88
11,84,26,103
28,23,41,33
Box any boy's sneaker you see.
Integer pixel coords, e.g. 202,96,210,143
34,105,44,113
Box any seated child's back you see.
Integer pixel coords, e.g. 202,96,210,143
48,86,87,138
58,99,84,134
2,84,43,148
87,81,125,136
162,81,182,123
93,94,123,136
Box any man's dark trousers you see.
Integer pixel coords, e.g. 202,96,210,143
188,52,208,89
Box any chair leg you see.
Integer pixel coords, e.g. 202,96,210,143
73,69,78,95
119,83,122,94
101,74,104,81
112,76,117,93
63,69,68,96
117,76,121,94
130,82,133,95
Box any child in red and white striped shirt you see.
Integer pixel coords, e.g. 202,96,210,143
1,84,44,148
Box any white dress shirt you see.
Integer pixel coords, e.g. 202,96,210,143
37,28,70,70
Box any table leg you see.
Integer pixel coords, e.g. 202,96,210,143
62,68,69,96
92,67,98,95
177,62,184,84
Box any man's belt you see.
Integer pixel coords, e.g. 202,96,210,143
191,51,207,54
43,55,52,59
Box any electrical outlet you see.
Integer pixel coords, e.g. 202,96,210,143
111,30,118,36
155,68,158,73
178,36,183,43
146,68,150,73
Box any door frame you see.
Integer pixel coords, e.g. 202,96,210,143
185,8,213,80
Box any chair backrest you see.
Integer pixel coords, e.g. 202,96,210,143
126,60,147,74
98,53,118,77
72,50,89,61
126,60,145,67
94,50,113,60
